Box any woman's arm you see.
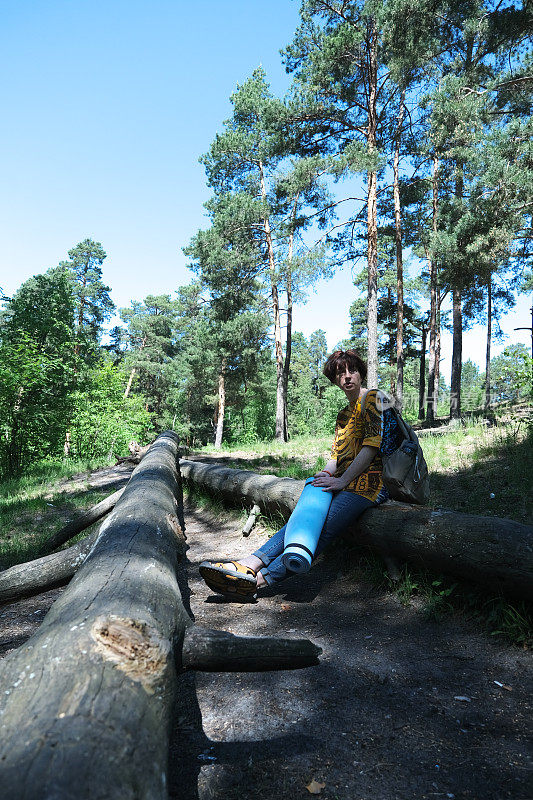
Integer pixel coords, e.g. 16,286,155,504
313,458,338,479
312,446,379,492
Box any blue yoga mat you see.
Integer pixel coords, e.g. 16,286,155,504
282,477,333,574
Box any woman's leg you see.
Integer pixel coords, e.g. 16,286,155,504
201,526,287,589
200,492,374,592
313,491,374,558
256,492,374,586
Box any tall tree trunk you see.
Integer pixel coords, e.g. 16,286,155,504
124,336,147,399
450,165,464,420
426,157,439,425
450,286,462,419
259,161,286,441
419,323,426,421
394,91,405,411
435,297,443,415
214,359,226,450
388,287,396,394
485,277,492,410
366,18,379,389
283,197,298,441
74,262,88,359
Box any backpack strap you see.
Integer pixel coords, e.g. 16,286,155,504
360,389,412,443
359,388,381,417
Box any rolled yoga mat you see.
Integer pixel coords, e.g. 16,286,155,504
282,477,333,574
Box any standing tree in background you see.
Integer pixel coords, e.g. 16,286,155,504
60,238,115,364
120,295,180,428
417,1,531,418
200,69,289,440
185,191,270,448
0,268,76,475
201,68,332,440
282,0,448,390
283,1,399,388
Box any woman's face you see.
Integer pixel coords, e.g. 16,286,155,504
336,363,362,401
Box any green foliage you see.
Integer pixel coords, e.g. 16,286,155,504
60,239,114,363
225,380,277,445
68,363,153,460
460,359,485,411
120,293,182,427
490,343,532,401
0,268,77,477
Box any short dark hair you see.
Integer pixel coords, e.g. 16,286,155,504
323,349,367,384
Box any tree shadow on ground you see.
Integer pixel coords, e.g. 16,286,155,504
178,537,532,800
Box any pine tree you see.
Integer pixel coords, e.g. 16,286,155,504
60,238,114,363
184,192,270,448
120,295,180,425
200,68,332,440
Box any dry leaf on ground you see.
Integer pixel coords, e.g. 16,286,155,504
306,779,326,794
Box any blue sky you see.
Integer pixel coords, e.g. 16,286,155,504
0,0,530,377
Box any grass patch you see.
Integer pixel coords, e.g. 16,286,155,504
0,456,115,569
343,547,532,648
190,417,532,524
422,418,532,522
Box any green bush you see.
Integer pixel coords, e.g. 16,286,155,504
69,364,153,459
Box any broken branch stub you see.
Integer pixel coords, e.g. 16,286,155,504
242,503,261,536
181,625,322,672
0,529,99,603
39,486,126,554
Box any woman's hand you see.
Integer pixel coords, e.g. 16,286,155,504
311,473,347,492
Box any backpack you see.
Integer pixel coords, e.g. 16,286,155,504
361,390,430,505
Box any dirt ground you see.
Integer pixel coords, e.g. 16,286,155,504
0,467,532,800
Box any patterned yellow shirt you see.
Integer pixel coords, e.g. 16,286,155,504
331,389,384,502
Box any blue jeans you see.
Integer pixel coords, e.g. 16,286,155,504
253,490,378,585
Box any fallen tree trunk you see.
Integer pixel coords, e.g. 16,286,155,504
0,433,320,800
39,486,125,554
180,460,533,602
0,530,98,603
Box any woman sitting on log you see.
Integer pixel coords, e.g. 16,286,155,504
199,349,388,599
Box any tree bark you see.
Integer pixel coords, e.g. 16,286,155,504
39,487,125,555
394,91,405,411
259,161,286,441
419,323,427,420
124,336,147,399
450,160,464,421
485,278,492,410
214,358,226,450
180,460,533,602
426,157,439,425
282,196,298,441
0,530,99,603
182,626,320,672
434,299,442,413
0,434,320,799
0,432,186,799
450,286,462,419
366,18,379,389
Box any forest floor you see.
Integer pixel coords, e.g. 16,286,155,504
1,457,532,800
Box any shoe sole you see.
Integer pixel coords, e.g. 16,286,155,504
199,563,257,596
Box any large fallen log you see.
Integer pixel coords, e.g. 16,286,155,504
180,459,533,602
0,530,98,603
0,433,320,800
39,486,125,554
